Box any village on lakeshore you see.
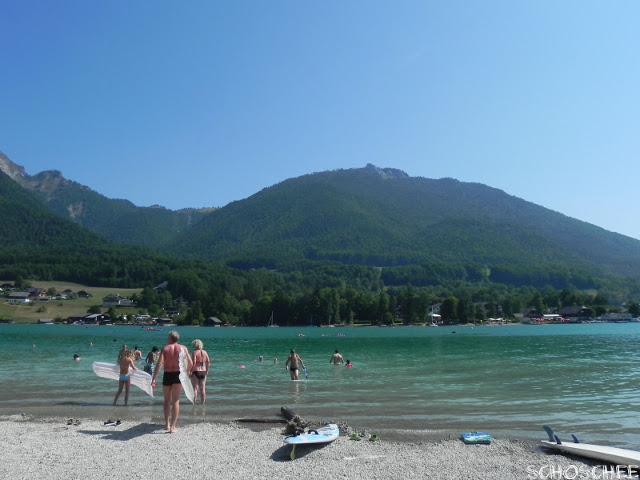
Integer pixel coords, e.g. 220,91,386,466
1,281,638,327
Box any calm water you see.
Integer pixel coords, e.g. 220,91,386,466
2,323,639,447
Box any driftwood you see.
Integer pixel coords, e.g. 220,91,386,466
235,418,288,424
281,406,308,435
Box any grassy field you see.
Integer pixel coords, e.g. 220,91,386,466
0,280,143,324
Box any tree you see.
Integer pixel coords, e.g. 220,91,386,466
628,302,640,317
440,297,458,323
87,305,101,314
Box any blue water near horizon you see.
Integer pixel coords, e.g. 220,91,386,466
1,322,639,448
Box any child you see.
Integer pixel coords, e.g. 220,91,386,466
345,359,353,368
113,347,137,405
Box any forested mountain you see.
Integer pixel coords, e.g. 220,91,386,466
0,152,212,248
2,154,640,324
163,164,640,285
0,167,237,290
3,151,640,294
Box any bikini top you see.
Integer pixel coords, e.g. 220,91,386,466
194,350,207,366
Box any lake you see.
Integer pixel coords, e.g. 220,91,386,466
1,322,639,447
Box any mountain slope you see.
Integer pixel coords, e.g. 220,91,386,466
0,169,198,288
162,164,640,280
0,152,212,248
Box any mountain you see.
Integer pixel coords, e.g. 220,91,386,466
3,151,640,289
162,164,640,283
0,152,213,249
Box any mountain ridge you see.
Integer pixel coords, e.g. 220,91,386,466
2,151,640,286
0,152,214,248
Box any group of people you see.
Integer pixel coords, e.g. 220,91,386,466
329,349,353,367
113,331,210,433
112,333,352,432
283,348,353,380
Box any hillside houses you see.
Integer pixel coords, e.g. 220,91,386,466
102,294,136,307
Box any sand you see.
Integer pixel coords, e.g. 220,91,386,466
1,413,612,480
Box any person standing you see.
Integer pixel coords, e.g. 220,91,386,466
113,347,137,405
190,339,210,404
151,331,193,433
133,346,142,361
285,349,305,380
329,349,344,365
144,346,159,375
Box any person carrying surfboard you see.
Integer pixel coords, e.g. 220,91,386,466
113,347,137,406
285,349,306,380
151,331,193,433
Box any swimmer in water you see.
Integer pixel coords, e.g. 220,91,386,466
345,360,353,368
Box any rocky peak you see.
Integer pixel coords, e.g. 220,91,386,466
0,151,28,183
364,163,409,179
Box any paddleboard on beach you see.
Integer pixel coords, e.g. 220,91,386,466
461,432,492,444
92,361,154,397
541,426,640,465
284,424,339,445
283,423,339,460
179,347,195,404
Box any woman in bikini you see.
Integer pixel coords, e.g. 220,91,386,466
113,347,137,405
190,339,210,404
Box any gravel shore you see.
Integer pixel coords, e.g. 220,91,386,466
1,414,602,480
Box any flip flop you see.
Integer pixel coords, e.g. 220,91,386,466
349,433,362,441
369,434,379,442
67,419,73,425
74,419,81,426
104,420,117,426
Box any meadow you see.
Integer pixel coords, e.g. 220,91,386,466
0,280,142,323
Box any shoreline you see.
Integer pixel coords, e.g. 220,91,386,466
0,413,601,480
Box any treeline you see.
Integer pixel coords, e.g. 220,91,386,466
1,245,639,327
132,276,640,327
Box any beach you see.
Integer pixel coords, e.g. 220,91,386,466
1,413,604,480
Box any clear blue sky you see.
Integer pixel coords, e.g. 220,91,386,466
2,1,639,239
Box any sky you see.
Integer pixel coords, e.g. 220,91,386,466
2,1,639,240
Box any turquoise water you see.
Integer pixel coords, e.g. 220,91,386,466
2,323,640,447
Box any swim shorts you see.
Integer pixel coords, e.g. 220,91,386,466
163,371,181,386
193,371,206,380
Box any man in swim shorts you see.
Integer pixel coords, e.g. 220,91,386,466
151,330,193,433
285,349,306,380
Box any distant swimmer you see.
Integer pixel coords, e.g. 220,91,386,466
330,349,344,365
345,360,353,368
285,349,306,380
259,356,264,362
73,353,81,361
133,346,142,361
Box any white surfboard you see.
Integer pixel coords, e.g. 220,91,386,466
284,424,339,460
92,361,154,397
541,426,640,466
179,347,195,404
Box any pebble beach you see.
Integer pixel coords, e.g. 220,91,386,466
1,414,604,480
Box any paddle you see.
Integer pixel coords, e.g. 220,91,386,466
303,367,307,379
